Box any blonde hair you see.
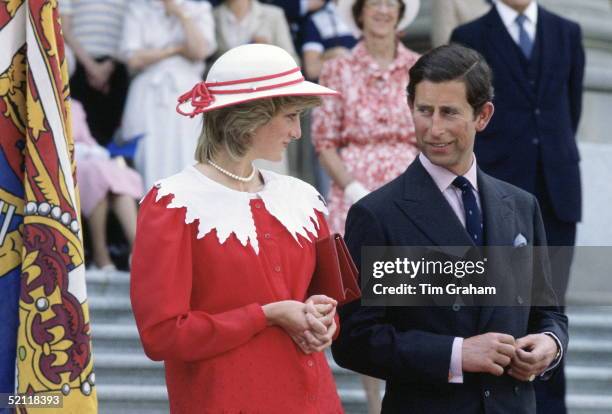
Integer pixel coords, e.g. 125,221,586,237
195,95,322,162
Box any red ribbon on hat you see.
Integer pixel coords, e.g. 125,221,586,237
176,67,304,117
176,82,214,117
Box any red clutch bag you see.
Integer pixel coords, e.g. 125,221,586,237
308,233,361,306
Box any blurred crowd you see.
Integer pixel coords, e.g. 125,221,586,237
61,0,494,273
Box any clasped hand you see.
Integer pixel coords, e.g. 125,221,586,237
462,332,559,381
262,295,337,355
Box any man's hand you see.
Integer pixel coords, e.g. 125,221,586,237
508,334,559,381
462,333,516,376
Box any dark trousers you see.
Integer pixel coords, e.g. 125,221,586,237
69,57,129,145
534,163,576,414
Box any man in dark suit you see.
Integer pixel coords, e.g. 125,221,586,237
450,2,584,411
332,44,568,413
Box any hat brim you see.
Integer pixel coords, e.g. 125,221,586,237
177,80,338,114
337,0,420,37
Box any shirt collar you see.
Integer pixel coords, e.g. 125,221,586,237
419,152,479,193
154,166,328,255
494,0,538,28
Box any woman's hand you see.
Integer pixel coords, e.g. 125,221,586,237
262,300,326,337
299,295,338,353
303,313,337,352
262,297,337,354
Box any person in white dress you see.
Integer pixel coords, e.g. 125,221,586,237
119,0,217,189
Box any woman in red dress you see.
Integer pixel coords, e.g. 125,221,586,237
130,44,344,413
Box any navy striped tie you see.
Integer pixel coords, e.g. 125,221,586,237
452,176,483,246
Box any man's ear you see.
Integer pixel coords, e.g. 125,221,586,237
475,102,494,132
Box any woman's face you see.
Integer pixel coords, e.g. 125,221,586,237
249,106,302,162
360,0,401,39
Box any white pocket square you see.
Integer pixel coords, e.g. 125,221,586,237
513,233,528,247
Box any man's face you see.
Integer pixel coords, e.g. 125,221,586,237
499,0,533,13
410,80,493,176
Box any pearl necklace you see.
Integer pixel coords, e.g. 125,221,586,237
207,159,256,182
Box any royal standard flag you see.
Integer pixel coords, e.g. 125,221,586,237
0,1,97,412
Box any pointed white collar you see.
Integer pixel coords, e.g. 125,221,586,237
152,166,328,254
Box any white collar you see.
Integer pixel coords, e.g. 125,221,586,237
152,166,328,254
419,153,479,193
495,0,538,29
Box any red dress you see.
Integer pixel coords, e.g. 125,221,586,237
130,166,343,413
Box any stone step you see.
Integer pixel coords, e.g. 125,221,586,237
89,296,134,323
86,269,130,297
568,310,612,340
92,323,143,353
94,353,165,387
567,395,612,414
95,384,369,414
566,339,612,367
96,384,169,414
566,366,612,395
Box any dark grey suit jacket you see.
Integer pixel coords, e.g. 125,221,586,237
332,158,568,414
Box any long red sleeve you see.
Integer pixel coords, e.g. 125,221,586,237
130,190,267,362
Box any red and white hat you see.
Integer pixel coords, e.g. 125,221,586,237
177,44,338,117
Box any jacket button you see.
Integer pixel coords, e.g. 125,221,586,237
452,304,461,312
307,360,314,367
484,390,491,398
532,138,539,145
517,296,524,305
534,108,541,115
514,385,520,395
274,266,281,272
264,233,271,239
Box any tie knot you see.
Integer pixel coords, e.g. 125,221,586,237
452,176,471,191
516,14,527,26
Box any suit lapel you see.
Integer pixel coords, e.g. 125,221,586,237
483,8,534,102
394,159,475,248
479,171,514,247
477,171,516,331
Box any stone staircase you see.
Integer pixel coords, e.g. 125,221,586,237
87,269,612,414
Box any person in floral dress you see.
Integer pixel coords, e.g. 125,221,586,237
312,0,421,235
